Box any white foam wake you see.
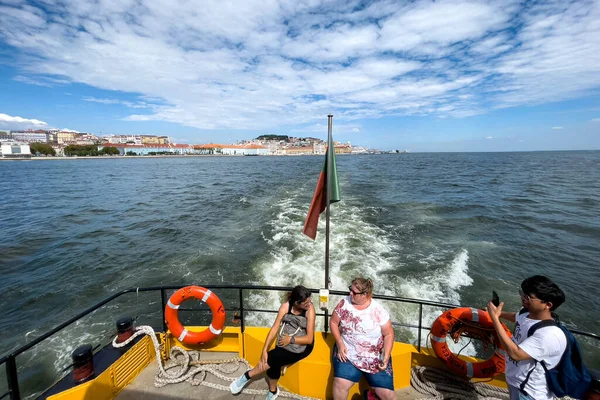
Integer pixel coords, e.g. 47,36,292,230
246,183,476,357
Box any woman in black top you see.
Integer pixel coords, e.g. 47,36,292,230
230,285,315,399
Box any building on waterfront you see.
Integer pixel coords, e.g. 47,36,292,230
351,146,368,154
283,146,314,155
140,135,170,145
313,142,326,155
141,135,159,144
333,143,352,154
10,130,49,143
98,143,200,155
192,143,268,155
74,134,99,145
0,142,31,158
221,144,268,155
57,131,79,144
242,144,268,155
193,143,223,154
97,142,269,156
102,134,170,145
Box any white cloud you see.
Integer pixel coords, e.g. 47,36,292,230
486,136,493,139
490,0,600,108
13,75,70,87
14,75,53,87
552,126,564,130
379,1,513,54
470,34,513,55
0,113,48,129
83,97,150,109
0,0,599,132
282,23,380,62
60,128,79,133
591,118,600,122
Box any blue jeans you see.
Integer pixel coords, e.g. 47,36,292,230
332,347,394,391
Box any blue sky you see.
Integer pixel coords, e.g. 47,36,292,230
0,0,599,151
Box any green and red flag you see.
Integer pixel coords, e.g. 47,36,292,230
302,133,340,240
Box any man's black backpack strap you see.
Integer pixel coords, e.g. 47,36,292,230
527,320,558,338
519,319,559,395
520,360,538,396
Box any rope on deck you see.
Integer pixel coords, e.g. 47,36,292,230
113,325,318,400
410,366,510,400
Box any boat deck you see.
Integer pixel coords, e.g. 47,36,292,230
115,351,423,400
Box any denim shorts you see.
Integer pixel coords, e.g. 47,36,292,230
508,385,534,400
332,348,394,391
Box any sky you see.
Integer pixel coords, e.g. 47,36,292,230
0,0,599,151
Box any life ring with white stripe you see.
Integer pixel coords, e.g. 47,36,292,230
165,286,226,345
430,307,511,378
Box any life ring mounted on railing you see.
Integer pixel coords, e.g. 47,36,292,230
164,286,226,345
430,307,511,379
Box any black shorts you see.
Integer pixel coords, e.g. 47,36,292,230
266,345,313,379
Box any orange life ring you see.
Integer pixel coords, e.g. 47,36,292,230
430,307,511,378
165,286,226,345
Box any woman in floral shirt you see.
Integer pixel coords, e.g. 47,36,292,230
330,277,395,400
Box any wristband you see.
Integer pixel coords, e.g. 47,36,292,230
291,336,296,344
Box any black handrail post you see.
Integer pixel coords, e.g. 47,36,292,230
239,288,245,333
324,309,329,336
417,304,423,353
161,289,167,333
7,355,20,400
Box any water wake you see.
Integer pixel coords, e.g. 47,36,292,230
246,184,476,355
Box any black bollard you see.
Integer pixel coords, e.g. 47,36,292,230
116,316,134,343
72,344,94,383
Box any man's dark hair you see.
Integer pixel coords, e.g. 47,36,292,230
521,275,565,311
288,285,312,305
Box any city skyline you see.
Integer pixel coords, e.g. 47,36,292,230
1,0,599,152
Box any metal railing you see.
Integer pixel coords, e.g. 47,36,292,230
1,284,598,400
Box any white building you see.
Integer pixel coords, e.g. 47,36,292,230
221,144,268,155
313,142,326,155
244,145,269,155
1,142,31,158
10,131,48,143
106,135,142,144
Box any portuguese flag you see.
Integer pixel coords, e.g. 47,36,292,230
302,134,340,240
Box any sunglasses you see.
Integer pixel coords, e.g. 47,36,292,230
519,289,544,303
348,286,365,296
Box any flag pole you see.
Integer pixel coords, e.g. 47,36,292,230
325,114,333,290
323,114,334,336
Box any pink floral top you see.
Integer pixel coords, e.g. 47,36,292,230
334,297,390,373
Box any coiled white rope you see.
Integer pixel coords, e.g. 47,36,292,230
112,325,317,399
411,365,510,400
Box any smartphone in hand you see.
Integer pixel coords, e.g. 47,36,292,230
492,291,500,307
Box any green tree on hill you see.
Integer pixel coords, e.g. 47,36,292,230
256,134,289,141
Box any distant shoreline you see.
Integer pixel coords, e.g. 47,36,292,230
0,154,277,161
1,150,596,161
0,153,358,161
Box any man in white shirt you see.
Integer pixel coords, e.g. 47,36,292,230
487,275,567,400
